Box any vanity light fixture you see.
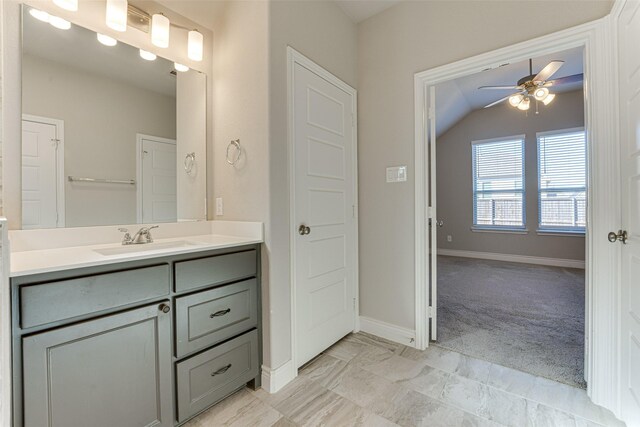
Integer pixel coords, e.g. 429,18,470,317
151,13,170,48
29,8,51,23
188,30,203,62
174,63,189,72
49,15,71,30
106,0,128,32
53,0,78,12
97,33,118,47
139,49,157,61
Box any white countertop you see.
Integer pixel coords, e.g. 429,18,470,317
10,234,262,277
8,221,264,277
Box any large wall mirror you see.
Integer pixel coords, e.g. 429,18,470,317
21,6,207,229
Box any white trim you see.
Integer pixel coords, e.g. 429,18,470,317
471,133,526,145
536,126,585,139
21,114,65,228
359,316,417,348
438,248,586,269
0,219,11,427
260,360,297,394
135,134,177,224
471,227,529,235
415,17,621,417
287,47,359,378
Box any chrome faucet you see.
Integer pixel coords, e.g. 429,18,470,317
118,226,159,245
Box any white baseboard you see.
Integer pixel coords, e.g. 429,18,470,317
438,248,585,269
261,359,296,393
359,316,416,347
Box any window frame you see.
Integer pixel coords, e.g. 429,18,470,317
536,127,587,235
471,135,526,232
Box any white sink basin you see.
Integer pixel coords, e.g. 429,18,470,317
93,240,198,256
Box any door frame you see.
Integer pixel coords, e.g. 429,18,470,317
21,114,65,228
287,47,359,375
414,17,621,416
135,133,177,224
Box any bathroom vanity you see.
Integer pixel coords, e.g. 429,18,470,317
8,224,263,427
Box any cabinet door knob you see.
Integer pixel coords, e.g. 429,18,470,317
159,303,171,313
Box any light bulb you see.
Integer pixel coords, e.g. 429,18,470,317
174,63,189,72
97,33,117,47
139,49,157,61
49,16,71,30
29,8,51,22
188,30,203,62
542,93,556,105
151,14,170,48
534,87,549,101
517,98,530,111
508,94,524,107
106,0,127,32
53,0,78,12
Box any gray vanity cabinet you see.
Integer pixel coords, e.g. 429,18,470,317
22,303,174,427
12,245,262,427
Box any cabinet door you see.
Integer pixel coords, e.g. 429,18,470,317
23,303,173,427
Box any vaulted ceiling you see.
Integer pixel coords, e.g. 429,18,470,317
435,46,584,137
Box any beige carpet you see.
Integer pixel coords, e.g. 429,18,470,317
437,255,586,388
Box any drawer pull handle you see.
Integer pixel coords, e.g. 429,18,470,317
211,364,232,376
210,308,231,318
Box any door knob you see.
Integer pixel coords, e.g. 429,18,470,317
158,303,171,313
298,225,311,235
608,230,628,244
436,220,444,227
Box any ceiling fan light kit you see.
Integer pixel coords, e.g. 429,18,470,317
479,58,583,112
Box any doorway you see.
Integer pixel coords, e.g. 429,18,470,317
21,114,65,229
288,48,359,369
136,134,177,224
413,19,621,414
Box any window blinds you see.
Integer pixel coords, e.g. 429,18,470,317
472,138,525,228
537,130,586,231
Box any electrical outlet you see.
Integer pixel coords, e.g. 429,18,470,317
216,197,224,216
447,235,452,242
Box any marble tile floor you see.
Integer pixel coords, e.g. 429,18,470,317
184,333,625,427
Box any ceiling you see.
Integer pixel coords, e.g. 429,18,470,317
335,0,401,23
23,8,177,97
436,46,584,137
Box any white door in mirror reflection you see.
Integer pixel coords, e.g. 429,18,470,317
137,135,177,224
21,116,64,229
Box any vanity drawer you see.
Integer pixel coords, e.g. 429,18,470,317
176,329,259,423
20,265,170,329
175,279,258,357
174,250,256,293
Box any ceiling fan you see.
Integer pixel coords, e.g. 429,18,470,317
479,59,583,111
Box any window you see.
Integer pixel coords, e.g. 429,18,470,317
537,129,586,232
472,137,525,229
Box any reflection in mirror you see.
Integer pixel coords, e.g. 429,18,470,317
21,6,207,229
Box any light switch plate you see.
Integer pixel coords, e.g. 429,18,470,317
386,166,407,183
215,197,224,216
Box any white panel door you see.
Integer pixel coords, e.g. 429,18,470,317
140,136,177,224
21,119,59,229
618,2,640,424
293,61,357,367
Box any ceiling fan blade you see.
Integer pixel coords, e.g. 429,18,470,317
544,73,584,86
533,60,564,82
478,85,521,90
484,94,512,109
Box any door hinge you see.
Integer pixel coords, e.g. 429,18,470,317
351,113,356,128
353,298,356,310
427,206,434,219
427,306,434,318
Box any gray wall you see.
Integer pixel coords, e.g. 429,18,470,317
436,89,585,261
357,1,612,331
23,54,176,227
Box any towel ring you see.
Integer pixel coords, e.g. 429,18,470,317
184,152,196,175
226,139,242,165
